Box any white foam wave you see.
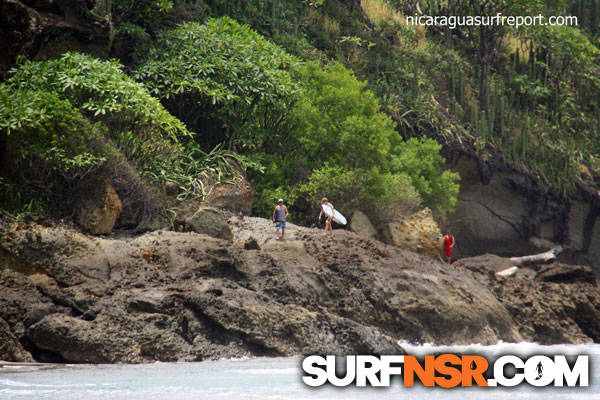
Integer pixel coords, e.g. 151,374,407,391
398,340,600,359
0,378,104,388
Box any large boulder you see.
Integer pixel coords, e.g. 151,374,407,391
184,206,233,241
204,181,254,215
381,208,442,258
349,210,377,239
27,313,136,363
204,159,254,215
74,176,122,235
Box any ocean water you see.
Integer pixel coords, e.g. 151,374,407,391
1,342,598,399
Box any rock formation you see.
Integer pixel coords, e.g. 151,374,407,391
349,210,377,239
445,153,600,269
203,159,254,216
0,0,104,77
1,214,598,364
73,175,122,235
184,207,233,241
380,208,442,258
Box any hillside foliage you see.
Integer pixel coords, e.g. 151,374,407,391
12,0,598,224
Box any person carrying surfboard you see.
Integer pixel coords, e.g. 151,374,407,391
443,232,455,265
318,197,335,239
272,199,289,241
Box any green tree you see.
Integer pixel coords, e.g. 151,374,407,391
253,61,459,223
391,137,460,217
0,86,106,212
5,52,190,166
134,17,300,151
288,61,396,169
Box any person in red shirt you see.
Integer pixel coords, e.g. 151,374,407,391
443,232,455,265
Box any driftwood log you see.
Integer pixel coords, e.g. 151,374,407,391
496,246,564,277
509,246,563,266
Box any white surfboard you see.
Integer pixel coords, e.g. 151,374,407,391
321,204,347,225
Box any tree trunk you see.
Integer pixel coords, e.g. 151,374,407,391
509,246,563,266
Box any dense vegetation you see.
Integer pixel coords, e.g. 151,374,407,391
133,17,300,151
0,52,247,216
253,61,458,223
183,0,599,195
0,52,188,213
1,10,459,226
132,16,459,223
2,0,598,228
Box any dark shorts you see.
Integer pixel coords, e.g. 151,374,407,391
275,221,286,229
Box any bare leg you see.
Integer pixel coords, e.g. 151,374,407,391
281,228,285,240
276,228,281,239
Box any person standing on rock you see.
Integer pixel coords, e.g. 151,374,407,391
272,199,289,241
443,232,455,264
318,197,335,239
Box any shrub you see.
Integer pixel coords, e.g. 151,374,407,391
0,86,106,212
134,17,300,150
6,53,190,142
391,137,460,217
4,53,191,185
253,61,457,222
288,61,396,169
1,53,245,218
294,165,421,225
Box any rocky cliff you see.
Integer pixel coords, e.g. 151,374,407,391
444,152,600,269
1,214,598,363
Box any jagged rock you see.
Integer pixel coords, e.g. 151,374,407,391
446,162,534,258
183,286,402,356
204,181,254,215
74,176,122,235
349,210,377,239
28,313,132,363
105,157,165,232
567,201,590,251
0,316,34,362
184,207,233,241
172,198,201,230
535,263,596,284
380,208,442,258
454,254,516,275
444,154,600,270
491,267,600,344
1,0,43,75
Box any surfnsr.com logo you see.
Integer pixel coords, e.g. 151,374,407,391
302,354,589,388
